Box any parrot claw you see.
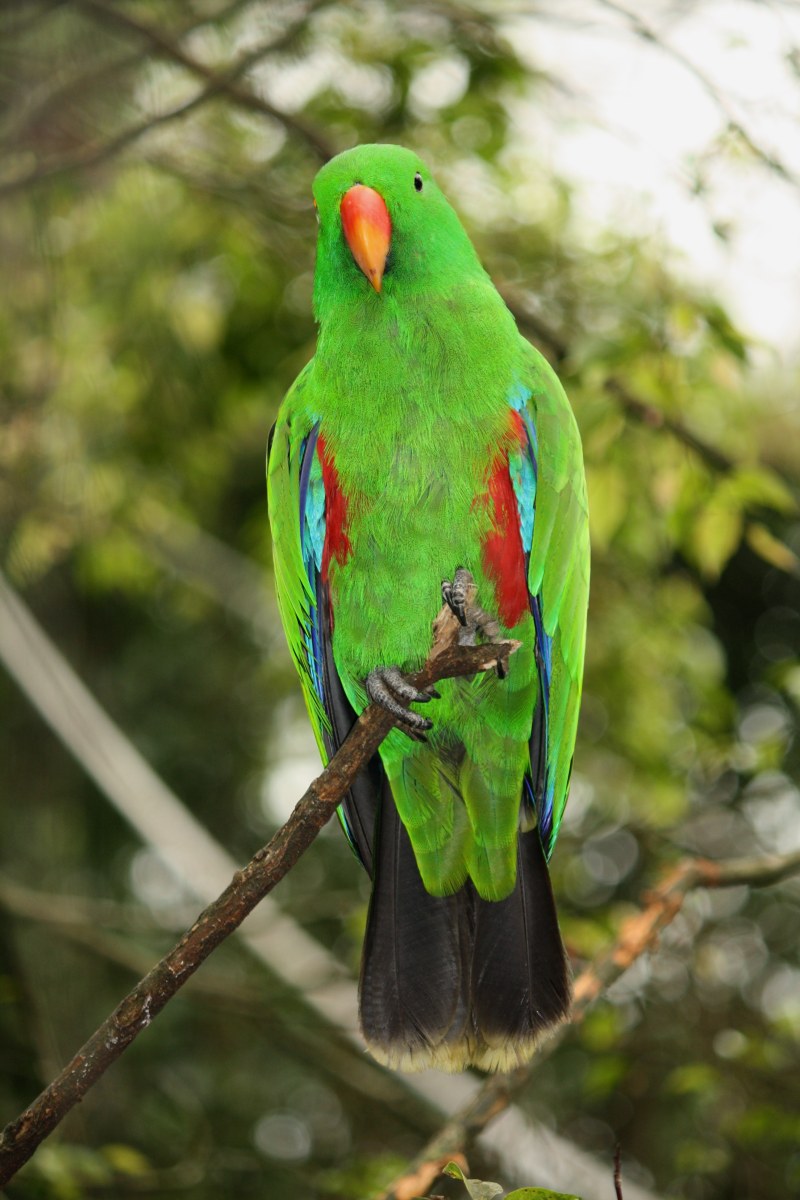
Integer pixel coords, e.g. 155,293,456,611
443,568,506,677
441,566,471,626
366,666,435,739
470,604,502,647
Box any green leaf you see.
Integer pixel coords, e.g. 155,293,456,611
746,522,800,573
586,463,628,551
444,1160,504,1199
442,1163,583,1200
683,456,800,580
729,466,798,515
689,488,743,578
102,1143,151,1176
666,1062,721,1096
702,301,749,361
505,1191,583,1200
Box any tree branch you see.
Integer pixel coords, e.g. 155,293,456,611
381,845,800,1200
4,0,254,148
595,0,799,187
0,3,333,198
602,375,735,475
502,285,737,474
571,850,800,1011
128,506,280,648
73,0,334,160
503,287,800,580
0,52,262,198
0,605,519,1187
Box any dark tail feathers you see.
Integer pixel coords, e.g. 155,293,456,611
359,783,570,1072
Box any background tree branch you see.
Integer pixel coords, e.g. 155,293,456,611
596,0,799,187
0,2,333,197
3,0,253,148
73,0,334,159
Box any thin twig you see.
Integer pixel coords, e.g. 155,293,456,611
128,506,280,647
0,58,255,198
380,846,800,1200
0,875,438,1135
503,289,800,580
502,286,737,474
74,0,333,159
596,0,798,185
614,1143,624,1200
0,566,346,1003
4,0,254,147
0,6,332,198
0,873,170,935
602,375,735,474
0,606,519,1187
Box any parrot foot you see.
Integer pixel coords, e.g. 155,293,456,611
441,566,470,626
442,568,507,678
366,666,438,741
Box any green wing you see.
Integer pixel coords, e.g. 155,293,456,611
267,365,380,871
523,343,590,856
267,363,330,755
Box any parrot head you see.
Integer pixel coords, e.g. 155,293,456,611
311,144,483,317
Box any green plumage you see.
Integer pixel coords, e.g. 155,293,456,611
268,145,589,1071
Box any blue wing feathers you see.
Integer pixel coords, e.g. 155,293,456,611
507,384,558,852
298,424,320,537
296,419,381,870
299,422,333,710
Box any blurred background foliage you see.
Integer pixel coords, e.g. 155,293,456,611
1,2,799,1199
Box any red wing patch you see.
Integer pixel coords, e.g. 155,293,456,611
317,433,352,582
482,459,528,628
482,418,529,628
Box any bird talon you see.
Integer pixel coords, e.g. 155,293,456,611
366,666,437,735
442,566,471,626
444,568,508,669
441,579,464,625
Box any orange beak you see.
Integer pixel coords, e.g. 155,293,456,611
340,184,391,293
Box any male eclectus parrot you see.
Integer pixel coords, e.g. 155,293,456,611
267,144,589,1073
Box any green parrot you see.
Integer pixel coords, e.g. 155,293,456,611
267,144,589,1072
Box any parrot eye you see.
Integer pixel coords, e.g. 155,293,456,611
414,172,423,192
